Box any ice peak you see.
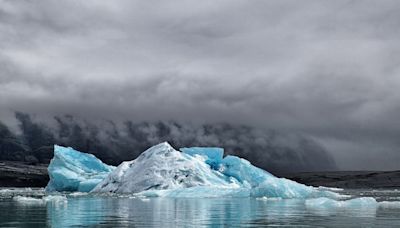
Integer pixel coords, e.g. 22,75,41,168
145,141,174,153
136,141,176,159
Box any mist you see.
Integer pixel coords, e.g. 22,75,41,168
0,113,336,175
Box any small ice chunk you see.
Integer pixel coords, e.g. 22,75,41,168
317,186,344,192
13,196,45,205
43,195,68,203
13,195,67,205
256,196,282,201
305,197,378,208
378,201,400,209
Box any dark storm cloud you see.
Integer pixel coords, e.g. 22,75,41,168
1,0,400,170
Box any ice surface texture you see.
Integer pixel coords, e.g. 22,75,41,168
93,142,337,198
46,145,115,192
180,147,223,169
92,143,238,194
48,143,338,198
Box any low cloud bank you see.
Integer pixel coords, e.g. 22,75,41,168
0,112,336,174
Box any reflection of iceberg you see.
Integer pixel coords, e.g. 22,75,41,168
50,196,400,227
46,145,115,192
47,196,106,227
47,142,337,198
45,197,309,227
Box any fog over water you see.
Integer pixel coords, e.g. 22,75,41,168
1,1,400,170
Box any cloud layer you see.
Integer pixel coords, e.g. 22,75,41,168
1,113,336,174
1,0,400,170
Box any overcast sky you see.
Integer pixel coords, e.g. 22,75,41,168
1,0,400,170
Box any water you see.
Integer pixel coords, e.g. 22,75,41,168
1,188,400,227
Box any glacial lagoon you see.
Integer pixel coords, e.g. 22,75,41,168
1,188,400,227
2,144,400,227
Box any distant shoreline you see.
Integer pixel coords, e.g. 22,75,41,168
282,170,400,189
0,161,48,187
1,160,399,189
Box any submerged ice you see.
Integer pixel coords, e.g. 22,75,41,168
47,143,338,199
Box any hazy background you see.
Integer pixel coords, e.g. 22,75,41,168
1,0,400,171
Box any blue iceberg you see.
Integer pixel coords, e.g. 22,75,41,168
47,142,338,199
46,145,115,192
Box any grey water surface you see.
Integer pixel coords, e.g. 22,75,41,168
0,188,400,227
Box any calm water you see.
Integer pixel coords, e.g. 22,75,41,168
0,188,400,227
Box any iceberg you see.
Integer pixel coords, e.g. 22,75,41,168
46,145,115,192
47,142,338,198
91,142,338,199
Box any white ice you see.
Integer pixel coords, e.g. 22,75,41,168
13,195,67,205
306,197,400,209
